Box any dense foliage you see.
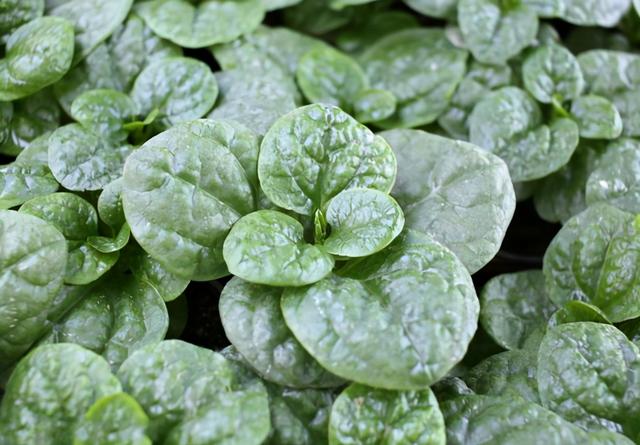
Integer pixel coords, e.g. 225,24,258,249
2,0,640,444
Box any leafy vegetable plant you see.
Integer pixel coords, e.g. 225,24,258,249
2,1,640,444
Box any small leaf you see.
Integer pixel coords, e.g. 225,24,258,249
323,189,404,258
223,210,334,287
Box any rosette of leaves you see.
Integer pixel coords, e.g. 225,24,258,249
223,104,402,287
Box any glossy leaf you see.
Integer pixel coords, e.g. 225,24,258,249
258,104,396,216
335,11,419,54
73,393,151,445
19,193,118,285
39,270,168,370
136,0,265,48
442,394,631,445
125,246,190,303
352,89,397,124
0,210,67,369
403,0,457,18
223,210,334,287
469,87,579,181
0,0,44,34
329,383,446,445
323,188,404,258
466,349,540,403
0,344,122,445
219,277,343,387
70,89,138,144
458,0,538,65
281,231,479,389
360,29,468,128
522,43,584,103
117,340,270,443
571,95,623,139
382,129,515,274
130,57,218,130
296,46,367,110
538,322,640,433
533,142,604,223
0,17,74,101
586,139,640,213
48,124,133,192
122,120,257,280
543,203,640,322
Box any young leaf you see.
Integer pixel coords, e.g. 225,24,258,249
223,210,334,287
258,104,396,216
323,188,404,258
329,384,446,445
570,95,623,139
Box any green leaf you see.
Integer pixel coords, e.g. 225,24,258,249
570,95,623,139
329,383,445,445
46,0,133,64
136,0,265,48
0,89,61,156
223,210,334,287
0,135,59,209
533,142,604,223
469,87,579,181
522,43,585,103
0,210,67,370
538,322,640,434
465,349,540,403
130,57,218,130
258,104,396,216
323,189,404,258
73,393,151,445
352,89,397,124
442,394,632,445
20,192,119,285
281,231,479,389
557,0,631,27
219,277,343,387
438,61,513,140
403,0,457,18
0,17,74,101
578,50,640,137
543,203,640,323
39,269,168,370
264,383,335,445
382,129,515,274
122,120,257,280
360,28,468,128
296,46,367,110
0,344,122,445
283,0,353,35
53,13,182,114
48,124,133,192
208,69,297,136
117,340,271,444
97,178,125,230
124,245,190,302
480,270,556,350
548,300,611,325
458,0,538,65
70,89,138,144
262,0,303,10
0,0,44,35
86,223,130,253
586,139,640,213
